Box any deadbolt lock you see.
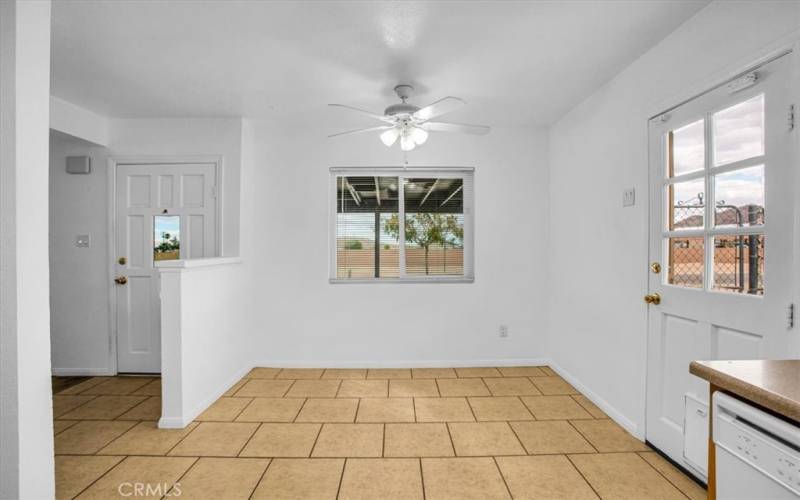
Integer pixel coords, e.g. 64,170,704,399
118,256,127,265
650,262,661,274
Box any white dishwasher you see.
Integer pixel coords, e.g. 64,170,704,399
714,392,800,499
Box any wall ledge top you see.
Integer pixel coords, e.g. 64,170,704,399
156,257,243,271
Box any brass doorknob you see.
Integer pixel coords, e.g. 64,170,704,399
644,293,661,305
114,276,128,285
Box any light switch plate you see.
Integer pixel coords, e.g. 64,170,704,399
623,188,635,207
76,234,90,247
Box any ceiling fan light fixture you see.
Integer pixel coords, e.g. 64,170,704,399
329,85,490,149
411,126,428,146
400,131,416,151
380,127,400,147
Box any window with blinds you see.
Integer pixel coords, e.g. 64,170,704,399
330,168,474,282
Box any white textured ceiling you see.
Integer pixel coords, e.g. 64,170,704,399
51,0,708,126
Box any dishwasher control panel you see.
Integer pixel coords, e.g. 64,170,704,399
714,392,800,497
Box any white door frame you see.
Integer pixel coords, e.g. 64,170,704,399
644,38,800,440
105,155,224,374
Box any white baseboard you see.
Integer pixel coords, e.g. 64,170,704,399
158,363,253,429
251,358,550,369
547,360,643,440
51,367,116,377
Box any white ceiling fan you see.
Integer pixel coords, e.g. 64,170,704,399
328,84,490,151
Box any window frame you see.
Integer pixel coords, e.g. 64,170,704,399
660,90,766,296
329,166,475,284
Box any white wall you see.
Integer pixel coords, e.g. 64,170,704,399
159,259,252,427
49,132,112,374
50,96,109,146
547,0,800,436
246,120,549,366
0,1,55,498
48,118,243,374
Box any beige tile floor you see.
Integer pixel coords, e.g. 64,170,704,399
53,367,706,499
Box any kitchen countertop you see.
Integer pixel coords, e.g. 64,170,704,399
690,359,800,423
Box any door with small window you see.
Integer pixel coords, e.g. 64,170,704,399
114,162,217,373
646,54,794,478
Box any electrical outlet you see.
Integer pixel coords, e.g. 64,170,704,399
622,188,635,207
499,325,508,338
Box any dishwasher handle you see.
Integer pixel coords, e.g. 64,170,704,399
713,392,800,450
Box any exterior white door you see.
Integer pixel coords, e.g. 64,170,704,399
646,54,795,479
115,162,217,373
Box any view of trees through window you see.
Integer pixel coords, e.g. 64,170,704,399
335,174,466,279
153,215,180,261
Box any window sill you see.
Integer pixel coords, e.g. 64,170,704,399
329,277,474,284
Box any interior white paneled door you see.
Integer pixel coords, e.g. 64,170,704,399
646,54,794,479
115,163,217,373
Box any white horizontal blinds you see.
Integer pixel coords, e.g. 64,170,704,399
335,176,400,278
461,173,474,280
403,176,466,277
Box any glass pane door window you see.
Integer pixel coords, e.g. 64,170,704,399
154,215,180,262
331,168,474,282
663,93,765,295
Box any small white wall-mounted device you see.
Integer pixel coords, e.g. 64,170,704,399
66,156,91,174
622,188,635,207
75,234,90,247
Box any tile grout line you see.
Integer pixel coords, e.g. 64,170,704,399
90,419,140,454
334,378,344,397
565,453,603,499
53,394,101,419
235,422,263,457
565,419,600,454
515,395,536,421
60,451,627,461
506,419,531,455
491,455,515,499
233,397,259,422
163,419,203,456
308,421,325,458
163,456,200,498
418,457,426,500
465,396,479,422
248,457,274,500
637,451,695,499
67,454,129,499
281,380,297,398
444,421,457,457
229,397,255,422
335,458,347,500
292,398,309,423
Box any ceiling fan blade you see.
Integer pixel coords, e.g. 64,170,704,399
328,125,393,138
421,121,490,135
328,104,394,123
413,96,465,121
